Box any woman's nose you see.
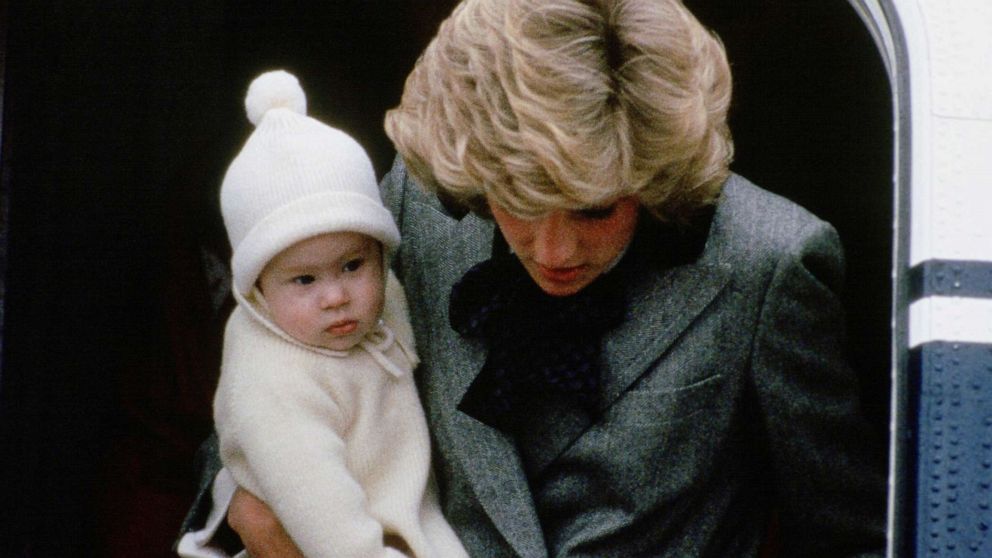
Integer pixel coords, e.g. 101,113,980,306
532,212,578,266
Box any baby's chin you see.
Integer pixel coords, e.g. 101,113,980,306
315,338,363,352
314,327,372,352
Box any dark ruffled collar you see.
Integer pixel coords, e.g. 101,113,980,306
450,252,627,431
448,205,714,433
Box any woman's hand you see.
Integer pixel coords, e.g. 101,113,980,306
228,487,304,558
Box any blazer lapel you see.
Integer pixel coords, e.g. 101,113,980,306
445,393,549,558
600,205,731,405
601,258,730,405
407,200,548,558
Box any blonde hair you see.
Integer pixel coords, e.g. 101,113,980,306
385,0,733,223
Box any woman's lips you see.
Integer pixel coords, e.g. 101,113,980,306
537,264,584,283
326,321,358,336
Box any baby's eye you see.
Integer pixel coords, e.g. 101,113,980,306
292,275,316,285
576,204,617,220
343,258,364,272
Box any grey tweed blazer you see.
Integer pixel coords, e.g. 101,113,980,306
180,158,886,557
377,158,886,558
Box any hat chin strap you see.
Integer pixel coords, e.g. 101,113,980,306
233,287,405,378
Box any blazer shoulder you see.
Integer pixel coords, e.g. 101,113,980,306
379,155,409,224
709,175,845,292
714,174,837,258
381,155,473,221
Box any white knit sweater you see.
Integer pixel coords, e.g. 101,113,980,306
214,272,467,558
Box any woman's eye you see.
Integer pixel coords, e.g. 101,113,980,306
576,204,617,220
343,258,364,272
292,275,316,285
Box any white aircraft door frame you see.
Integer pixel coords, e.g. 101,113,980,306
849,1,992,556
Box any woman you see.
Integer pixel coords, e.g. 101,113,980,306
179,0,886,555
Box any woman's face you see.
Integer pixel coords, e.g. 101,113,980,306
489,196,640,297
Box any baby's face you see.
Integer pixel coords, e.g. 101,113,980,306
257,232,385,351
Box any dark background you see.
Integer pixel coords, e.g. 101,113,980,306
0,2,891,556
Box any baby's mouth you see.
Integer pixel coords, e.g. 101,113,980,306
326,320,358,336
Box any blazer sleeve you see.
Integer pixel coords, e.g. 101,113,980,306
174,432,236,554
750,220,887,557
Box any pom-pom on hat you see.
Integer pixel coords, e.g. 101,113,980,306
221,70,400,296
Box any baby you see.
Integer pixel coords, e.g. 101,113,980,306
213,70,467,558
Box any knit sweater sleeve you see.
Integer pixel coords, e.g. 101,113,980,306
214,308,407,558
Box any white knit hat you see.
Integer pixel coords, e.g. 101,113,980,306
220,70,400,296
